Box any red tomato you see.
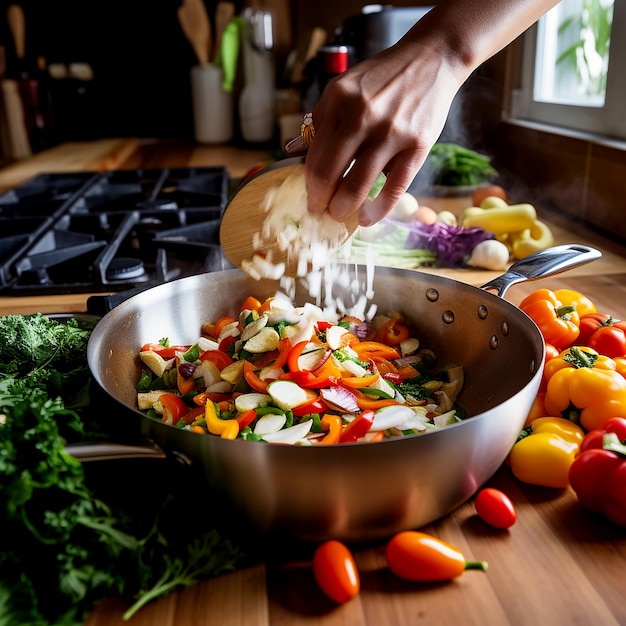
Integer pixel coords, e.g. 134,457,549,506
471,184,508,206
587,325,626,358
474,488,517,529
312,540,360,604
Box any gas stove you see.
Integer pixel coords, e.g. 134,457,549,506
0,167,234,297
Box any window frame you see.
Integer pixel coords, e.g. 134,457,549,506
508,0,626,141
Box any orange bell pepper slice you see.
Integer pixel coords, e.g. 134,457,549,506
374,318,410,345
356,396,399,410
243,360,268,393
320,414,342,444
351,341,400,361
340,372,380,388
240,295,262,313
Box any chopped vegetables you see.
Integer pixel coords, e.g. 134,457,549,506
136,295,465,444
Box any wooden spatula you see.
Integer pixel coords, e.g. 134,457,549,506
178,0,212,66
219,157,359,276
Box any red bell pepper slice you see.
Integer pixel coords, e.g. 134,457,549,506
339,410,374,443
160,394,188,426
243,360,268,393
280,370,338,389
219,335,237,355
292,396,326,417
287,340,309,373
316,321,334,331
141,343,191,359
236,408,258,429
199,349,234,370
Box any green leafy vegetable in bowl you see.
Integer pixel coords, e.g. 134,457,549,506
424,143,498,188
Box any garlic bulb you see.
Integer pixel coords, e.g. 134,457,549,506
466,239,510,270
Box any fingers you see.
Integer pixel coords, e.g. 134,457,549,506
358,151,427,226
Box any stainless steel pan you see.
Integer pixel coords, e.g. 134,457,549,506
86,244,600,542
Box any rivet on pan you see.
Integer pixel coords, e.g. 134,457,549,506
477,305,488,320
501,321,510,336
489,335,499,350
426,288,439,302
442,310,455,324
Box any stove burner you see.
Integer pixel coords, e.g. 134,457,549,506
0,167,231,295
106,257,146,280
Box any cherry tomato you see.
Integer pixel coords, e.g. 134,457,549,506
587,325,626,358
474,488,517,529
312,540,360,604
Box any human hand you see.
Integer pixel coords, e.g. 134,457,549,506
301,38,464,227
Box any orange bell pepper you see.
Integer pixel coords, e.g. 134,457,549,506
374,318,410,345
519,288,580,349
320,414,342,444
543,346,626,431
351,341,400,361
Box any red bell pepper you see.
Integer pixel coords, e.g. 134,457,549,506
339,410,374,443
569,417,626,527
159,394,189,426
199,349,234,370
280,370,338,389
243,360,268,393
578,313,626,358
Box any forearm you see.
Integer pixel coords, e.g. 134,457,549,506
401,0,561,83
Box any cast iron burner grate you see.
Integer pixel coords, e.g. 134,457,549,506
0,167,234,296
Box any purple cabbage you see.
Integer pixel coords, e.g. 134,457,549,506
391,219,494,267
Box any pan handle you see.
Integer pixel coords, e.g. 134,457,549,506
480,244,602,298
66,440,191,466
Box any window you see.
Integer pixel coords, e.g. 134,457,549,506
509,0,626,141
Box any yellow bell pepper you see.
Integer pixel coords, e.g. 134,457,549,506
543,346,626,431
509,417,584,488
511,220,554,259
552,289,596,316
205,400,239,440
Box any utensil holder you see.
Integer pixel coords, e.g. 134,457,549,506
191,65,233,144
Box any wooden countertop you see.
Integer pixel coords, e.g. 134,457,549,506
1,140,625,626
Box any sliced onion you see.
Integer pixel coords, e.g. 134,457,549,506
370,405,416,431
254,413,287,436
320,386,359,413
262,419,313,444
